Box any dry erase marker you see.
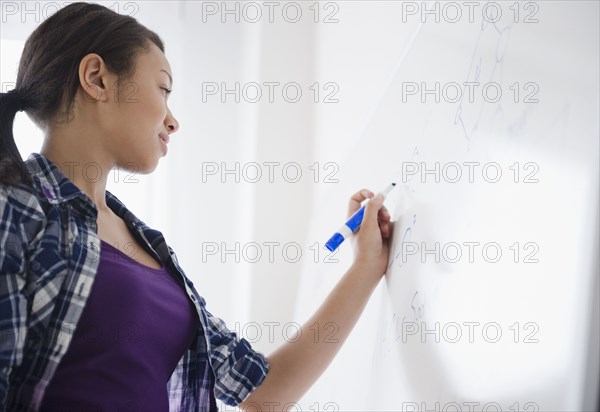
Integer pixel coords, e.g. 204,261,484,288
324,183,396,252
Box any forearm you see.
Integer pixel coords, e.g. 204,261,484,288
240,262,380,409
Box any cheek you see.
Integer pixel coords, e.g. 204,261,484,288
122,105,161,135
114,90,166,137
137,98,167,129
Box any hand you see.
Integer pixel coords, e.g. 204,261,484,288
347,188,393,281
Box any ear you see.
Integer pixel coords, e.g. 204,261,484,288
78,53,114,104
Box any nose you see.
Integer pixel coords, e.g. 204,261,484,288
165,109,179,134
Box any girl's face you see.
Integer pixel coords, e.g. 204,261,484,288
106,42,179,174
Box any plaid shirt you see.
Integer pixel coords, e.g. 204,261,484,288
0,152,269,411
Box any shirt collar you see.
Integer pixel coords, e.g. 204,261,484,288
24,152,146,229
24,152,87,204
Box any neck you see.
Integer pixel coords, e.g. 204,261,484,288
40,137,112,213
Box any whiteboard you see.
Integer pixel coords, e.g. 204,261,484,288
294,1,599,411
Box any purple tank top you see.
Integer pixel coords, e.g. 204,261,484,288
40,239,200,412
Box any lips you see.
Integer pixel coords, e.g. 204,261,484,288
159,133,170,144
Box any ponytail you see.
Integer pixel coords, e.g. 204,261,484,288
0,89,34,188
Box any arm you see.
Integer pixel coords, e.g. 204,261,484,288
0,186,38,410
240,189,392,410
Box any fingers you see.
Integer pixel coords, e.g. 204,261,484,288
378,206,392,238
348,188,374,218
348,188,393,238
362,193,385,232
378,205,391,222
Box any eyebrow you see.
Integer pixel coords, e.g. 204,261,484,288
161,69,173,87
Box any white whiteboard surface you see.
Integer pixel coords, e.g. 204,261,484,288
294,2,599,411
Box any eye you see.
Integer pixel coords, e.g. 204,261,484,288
161,87,172,96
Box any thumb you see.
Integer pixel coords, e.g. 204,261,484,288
362,193,384,231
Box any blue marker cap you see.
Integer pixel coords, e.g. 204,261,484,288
325,232,345,252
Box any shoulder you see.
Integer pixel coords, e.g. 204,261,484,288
1,182,46,221
0,183,47,253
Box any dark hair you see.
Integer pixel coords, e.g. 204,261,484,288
0,2,164,188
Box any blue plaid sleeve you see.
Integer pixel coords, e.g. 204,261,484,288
204,308,270,406
0,185,45,409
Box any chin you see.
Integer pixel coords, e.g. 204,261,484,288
140,161,159,175
122,157,158,176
